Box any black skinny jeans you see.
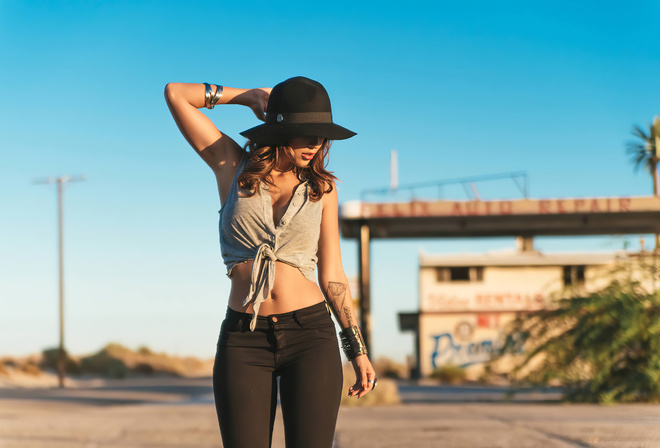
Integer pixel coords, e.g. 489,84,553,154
213,301,343,448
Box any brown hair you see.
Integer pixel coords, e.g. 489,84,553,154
237,140,338,202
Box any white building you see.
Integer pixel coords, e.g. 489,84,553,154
401,243,631,378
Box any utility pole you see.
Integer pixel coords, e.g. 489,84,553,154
34,175,86,388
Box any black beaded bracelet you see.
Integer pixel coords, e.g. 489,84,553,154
339,326,368,360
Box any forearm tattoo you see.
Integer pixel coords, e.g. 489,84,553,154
326,281,354,327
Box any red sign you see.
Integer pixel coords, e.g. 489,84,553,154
422,292,546,312
355,196,660,219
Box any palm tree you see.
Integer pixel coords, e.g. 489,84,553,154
627,116,660,197
626,116,660,250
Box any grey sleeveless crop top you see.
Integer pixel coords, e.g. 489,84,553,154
219,153,323,331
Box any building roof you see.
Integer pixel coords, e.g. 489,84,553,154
419,249,625,267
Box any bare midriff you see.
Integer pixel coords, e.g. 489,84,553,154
227,260,325,315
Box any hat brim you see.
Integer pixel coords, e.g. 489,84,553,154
240,123,356,146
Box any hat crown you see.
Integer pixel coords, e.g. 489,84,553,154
267,77,332,116
239,76,356,145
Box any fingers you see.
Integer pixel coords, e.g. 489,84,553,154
348,366,377,399
358,369,375,398
253,107,267,122
251,89,269,122
348,381,363,398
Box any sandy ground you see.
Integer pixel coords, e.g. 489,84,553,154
1,376,660,447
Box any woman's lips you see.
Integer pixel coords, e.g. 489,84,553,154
301,153,315,161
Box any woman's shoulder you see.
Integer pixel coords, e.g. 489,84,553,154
320,180,338,208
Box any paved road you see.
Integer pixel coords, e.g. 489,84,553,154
0,377,564,405
1,378,659,447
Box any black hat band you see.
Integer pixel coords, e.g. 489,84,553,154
267,112,333,124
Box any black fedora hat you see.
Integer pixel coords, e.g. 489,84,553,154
240,76,356,146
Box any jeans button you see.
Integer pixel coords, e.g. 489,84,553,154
271,316,278,323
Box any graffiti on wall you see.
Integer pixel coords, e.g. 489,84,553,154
430,332,494,369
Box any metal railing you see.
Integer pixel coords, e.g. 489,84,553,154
360,170,528,201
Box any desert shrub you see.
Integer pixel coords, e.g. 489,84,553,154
37,342,211,379
2,359,16,368
19,362,42,376
372,356,407,379
181,356,204,372
430,364,467,384
139,354,185,377
103,343,132,357
132,363,155,375
340,363,401,407
80,347,129,379
137,346,153,355
41,348,81,374
492,256,660,403
81,343,189,377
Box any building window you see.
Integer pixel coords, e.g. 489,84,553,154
451,267,470,281
563,265,585,286
435,267,484,282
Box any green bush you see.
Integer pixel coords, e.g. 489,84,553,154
41,348,81,374
132,362,155,375
430,364,467,384
80,347,129,379
137,346,153,356
492,256,660,403
372,356,407,379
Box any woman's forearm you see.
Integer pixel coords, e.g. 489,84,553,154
164,83,253,109
321,277,359,330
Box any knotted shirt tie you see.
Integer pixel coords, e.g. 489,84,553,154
244,243,278,331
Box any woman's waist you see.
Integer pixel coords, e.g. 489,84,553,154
228,261,324,315
227,294,326,316
222,301,335,334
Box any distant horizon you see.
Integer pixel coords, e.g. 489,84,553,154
0,342,216,360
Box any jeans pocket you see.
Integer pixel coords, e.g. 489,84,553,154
299,311,336,332
217,319,240,348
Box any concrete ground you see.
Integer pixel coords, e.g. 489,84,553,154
1,378,659,447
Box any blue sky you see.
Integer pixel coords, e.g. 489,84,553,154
1,1,659,362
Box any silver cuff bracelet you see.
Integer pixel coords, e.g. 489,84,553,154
203,83,223,109
339,326,368,360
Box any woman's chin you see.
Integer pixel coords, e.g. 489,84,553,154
295,159,312,167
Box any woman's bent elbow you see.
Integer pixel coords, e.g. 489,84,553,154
164,83,179,103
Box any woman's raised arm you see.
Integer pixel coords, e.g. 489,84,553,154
164,83,270,177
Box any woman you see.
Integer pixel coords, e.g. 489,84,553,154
164,76,377,448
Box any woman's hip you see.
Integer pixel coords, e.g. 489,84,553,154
217,301,337,349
